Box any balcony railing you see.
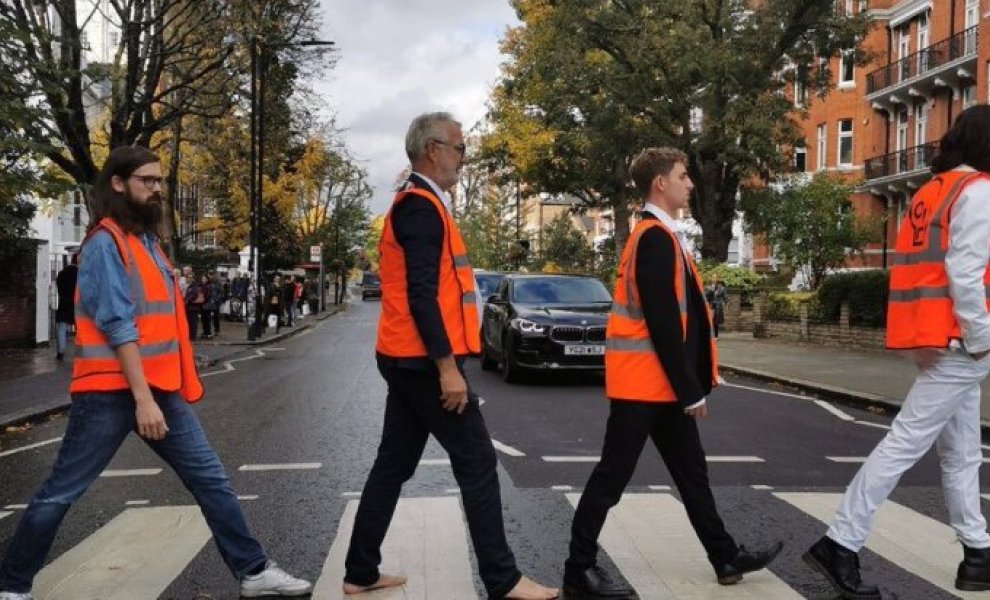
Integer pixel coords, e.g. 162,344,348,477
866,26,978,94
864,141,938,181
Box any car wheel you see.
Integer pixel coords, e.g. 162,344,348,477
501,335,523,383
480,328,497,371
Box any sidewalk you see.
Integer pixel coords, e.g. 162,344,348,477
0,304,346,429
717,331,990,425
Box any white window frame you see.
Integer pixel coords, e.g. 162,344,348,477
816,124,828,170
962,84,977,109
917,11,930,72
837,119,854,167
897,109,909,151
915,102,928,146
794,146,807,172
839,51,856,87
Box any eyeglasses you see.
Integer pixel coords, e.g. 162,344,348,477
130,175,165,190
429,138,467,157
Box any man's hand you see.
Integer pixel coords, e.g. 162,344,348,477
135,393,168,440
437,356,469,414
684,403,709,419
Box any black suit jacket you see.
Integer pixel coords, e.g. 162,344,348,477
376,174,455,370
622,212,714,407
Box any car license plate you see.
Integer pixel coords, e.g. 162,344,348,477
564,345,605,356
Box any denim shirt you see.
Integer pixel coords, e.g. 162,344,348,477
78,230,175,349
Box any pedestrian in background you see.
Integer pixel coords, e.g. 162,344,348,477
341,112,557,600
563,147,782,599
282,275,295,327
184,272,204,340
267,275,282,333
705,273,726,338
804,105,990,600
200,274,215,340
0,146,312,600
179,265,192,297
54,254,78,361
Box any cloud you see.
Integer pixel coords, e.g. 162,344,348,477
314,1,518,213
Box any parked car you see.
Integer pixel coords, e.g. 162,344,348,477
361,271,381,300
474,270,509,301
480,274,612,383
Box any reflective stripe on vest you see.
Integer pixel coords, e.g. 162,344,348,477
887,171,990,349
375,188,481,357
70,218,204,403
605,218,719,403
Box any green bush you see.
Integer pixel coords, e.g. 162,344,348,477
765,291,818,321
698,262,766,289
817,270,889,327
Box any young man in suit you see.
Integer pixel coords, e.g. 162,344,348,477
562,147,783,599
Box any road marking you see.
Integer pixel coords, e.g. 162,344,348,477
313,497,479,599
552,485,574,491
32,506,211,600
238,463,322,472
814,400,856,421
722,382,810,399
542,456,600,463
419,458,451,466
0,511,11,521
201,347,286,378
706,455,765,463
648,485,671,492
342,492,361,498
445,488,460,494
492,439,526,457
4,504,27,510
124,500,150,506
566,493,801,599
825,456,867,463
101,469,163,477
855,420,892,431
752,485,775,490
0,437,63,458
983,495,990,502
777,492,984,599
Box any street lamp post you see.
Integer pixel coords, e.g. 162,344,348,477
248,38,334,340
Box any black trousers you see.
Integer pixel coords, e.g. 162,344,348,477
566,400,738,572
344,363,521,598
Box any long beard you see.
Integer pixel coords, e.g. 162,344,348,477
127,193,164,232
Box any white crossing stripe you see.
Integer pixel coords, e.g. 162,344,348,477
238,495,260,501
32,506,211,600
4,504,27,510
566,493,800,598
238,463,322,472
552,485,574,491
814,400,856,421
313,497,479,599
777,492,986,599
648,485,671,492
751,485,775,490
706,456,765,463
983,494,990,502
543,456,599,463
0,510,12,521
492,439,526,457
419,458,451,466
0,436,63,458
101,469,162,477
826,457,868,463
124,500,149,506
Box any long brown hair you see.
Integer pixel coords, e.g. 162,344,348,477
88,146,164,236
931,105,990,174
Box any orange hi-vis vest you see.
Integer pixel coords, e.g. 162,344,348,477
605,218,719,402
71,218,204,403
888,170,990,350
376,187,481,357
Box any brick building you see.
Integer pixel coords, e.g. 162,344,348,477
755,0,989,271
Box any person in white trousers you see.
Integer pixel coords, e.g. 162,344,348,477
804,105,990,600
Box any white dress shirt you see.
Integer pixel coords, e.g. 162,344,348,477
946,167,990,354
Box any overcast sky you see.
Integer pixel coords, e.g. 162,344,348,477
314,1,519,214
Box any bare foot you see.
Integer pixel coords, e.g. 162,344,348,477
342,573,407,595
504,575,560,599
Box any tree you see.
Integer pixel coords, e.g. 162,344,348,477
740,173,883,289
534,214,594,274
491,0,869,260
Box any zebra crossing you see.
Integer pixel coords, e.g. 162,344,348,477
2,489,985,599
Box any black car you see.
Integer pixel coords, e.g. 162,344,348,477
480,274,612,382
474,270,508,301
361,272,381,300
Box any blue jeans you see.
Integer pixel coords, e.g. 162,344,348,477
0,390,266,593
55,322,70,355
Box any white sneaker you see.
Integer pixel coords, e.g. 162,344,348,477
0,592,33,600
240,560,313,597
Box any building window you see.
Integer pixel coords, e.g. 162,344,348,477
689,107,703,134
844,0,854,15
838,119,854,166
839,51,855,86
816,124,827,170
109,31,119,48
962,84,977,109
794,65,809,106
794,145,807,172
915,102,928,146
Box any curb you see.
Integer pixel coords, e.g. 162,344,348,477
719,362,990,432
2,304,348,430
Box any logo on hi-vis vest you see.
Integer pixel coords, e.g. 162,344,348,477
909,200,930,247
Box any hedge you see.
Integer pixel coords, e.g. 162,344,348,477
765,291,818,321
817,270,889,327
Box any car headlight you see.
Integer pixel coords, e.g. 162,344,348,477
510,318,547,335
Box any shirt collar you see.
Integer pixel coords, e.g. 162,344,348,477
411,171,453,214
643,202,679,233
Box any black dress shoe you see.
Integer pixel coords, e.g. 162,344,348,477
562,565,637,599
713,541,784,584
957,545,990,591
803,536,880,599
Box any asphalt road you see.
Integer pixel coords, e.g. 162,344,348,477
0,298,985,599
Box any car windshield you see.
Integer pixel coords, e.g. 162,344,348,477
511,277,611,305
476,273,505,298
362,273,379,285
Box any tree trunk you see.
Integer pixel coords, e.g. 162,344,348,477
612,192,632,258
163,114,184,261
689,157,738,262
